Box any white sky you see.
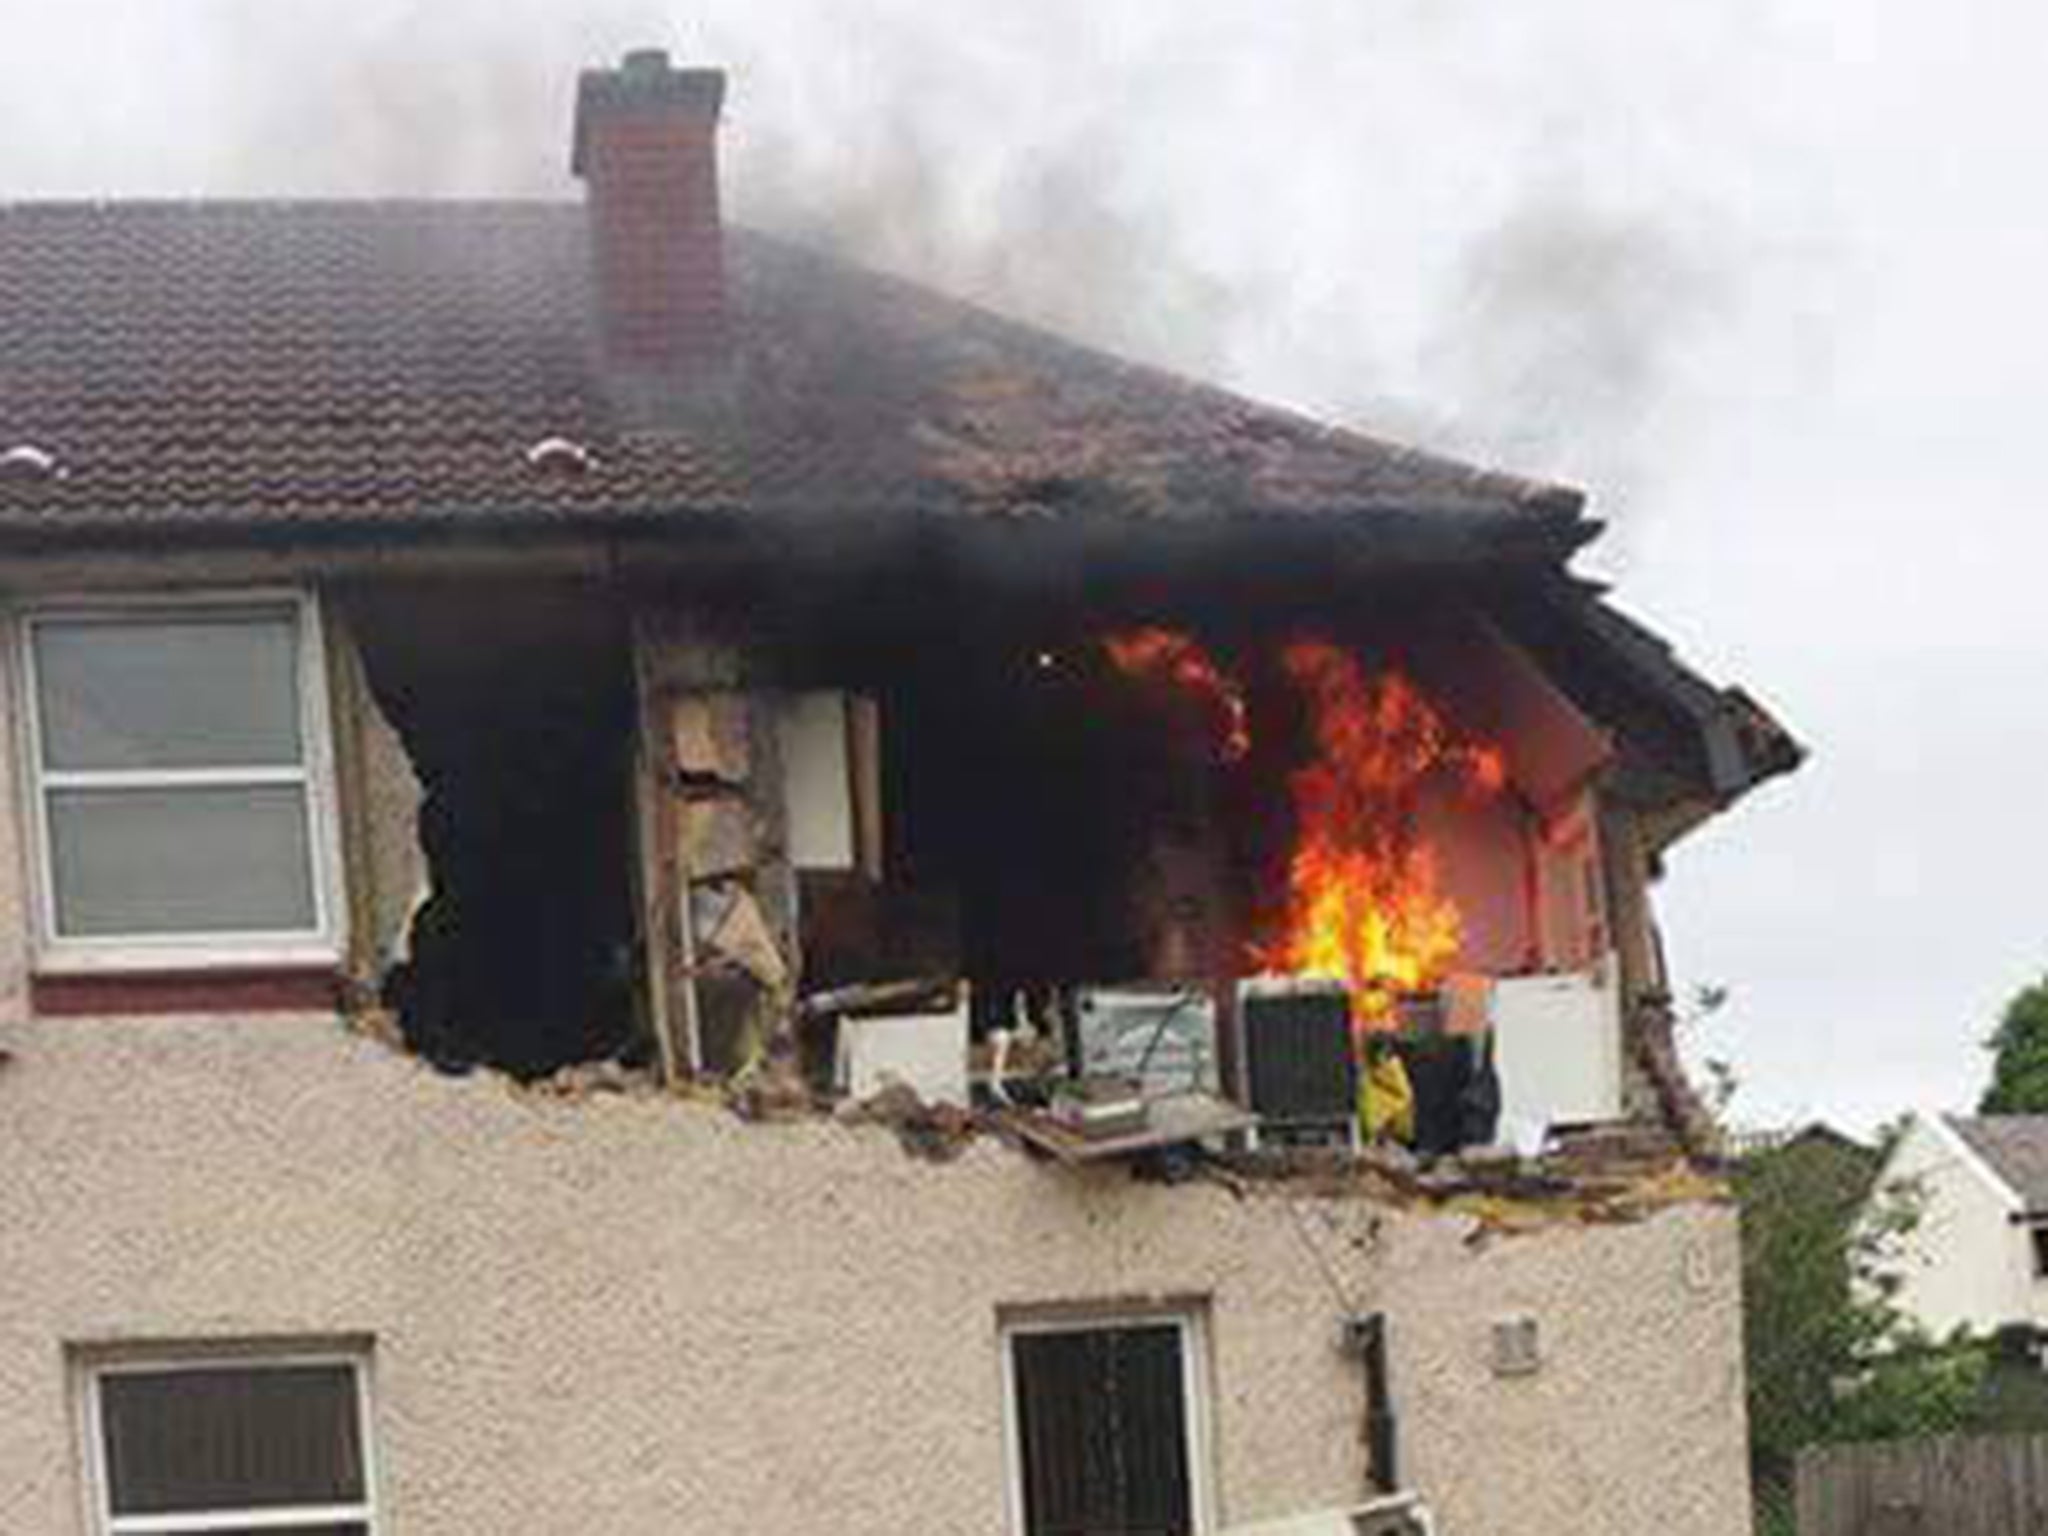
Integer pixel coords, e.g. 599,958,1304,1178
6,0,2045,1132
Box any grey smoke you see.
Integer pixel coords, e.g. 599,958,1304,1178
1420,192,1729,522
5,0,1810,538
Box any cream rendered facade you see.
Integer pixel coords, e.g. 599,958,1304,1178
0,1024,1751,1536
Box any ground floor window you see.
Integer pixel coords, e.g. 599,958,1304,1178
81,1349,377,1534
1004,1310,1208,1536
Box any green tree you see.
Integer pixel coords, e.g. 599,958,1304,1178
1980,975,2048,1112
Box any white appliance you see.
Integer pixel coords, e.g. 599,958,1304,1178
1491,960,1623,1139
1075,985,1219,1096
1224,1492,1436,1536
834,999,970,1106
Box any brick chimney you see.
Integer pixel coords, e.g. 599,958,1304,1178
572,48,729,379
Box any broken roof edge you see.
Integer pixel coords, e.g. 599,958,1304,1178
1547,580,1805,811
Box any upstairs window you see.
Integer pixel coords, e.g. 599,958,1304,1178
82,1351,378,1535
21,596,339,963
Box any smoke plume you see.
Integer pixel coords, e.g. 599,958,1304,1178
4,0,1816,540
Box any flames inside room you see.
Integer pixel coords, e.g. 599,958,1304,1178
324,551,1658,1158
774,583,1631,1160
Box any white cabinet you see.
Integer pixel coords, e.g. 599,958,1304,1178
1491,962,1624,1135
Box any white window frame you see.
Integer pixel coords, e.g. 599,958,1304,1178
78,1345,381,1536
14,589,347,973
999,1304,1215,1536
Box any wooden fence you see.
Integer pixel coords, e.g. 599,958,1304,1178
1797,1434,2048,1534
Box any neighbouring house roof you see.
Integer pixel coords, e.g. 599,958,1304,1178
0,201,1586,547
1945,1115,2048,1213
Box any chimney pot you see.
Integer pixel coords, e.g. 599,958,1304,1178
573,46,730,385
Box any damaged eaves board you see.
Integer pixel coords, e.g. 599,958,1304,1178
1000,1094,1258,1164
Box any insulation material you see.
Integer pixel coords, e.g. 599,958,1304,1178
324,610,428,988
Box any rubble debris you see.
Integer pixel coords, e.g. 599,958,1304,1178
524,1058,659,1099
830,991,970,1106
1001,1093,1257,1165
1212,1136,1726,1234
728,1033,814,1122
341,1003,408,1054
1047,1076,1150,1140
1629,996,1725,1160
836,1079,980,1162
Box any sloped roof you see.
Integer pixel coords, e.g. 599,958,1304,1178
1946,1115,2048,1211
0,201,1585,544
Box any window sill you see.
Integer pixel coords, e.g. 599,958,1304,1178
32,965,344,1017
32,938,343,977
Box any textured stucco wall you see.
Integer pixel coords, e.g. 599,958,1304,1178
0,1020,1751,1536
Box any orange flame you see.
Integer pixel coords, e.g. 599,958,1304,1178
1097,629,1505,1022
1102,627,1251,763
1265,642,1505,1023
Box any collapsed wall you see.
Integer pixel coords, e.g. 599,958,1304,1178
332,582,643,1078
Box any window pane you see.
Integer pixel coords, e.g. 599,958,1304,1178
49,786,316,936
36,611,302,771
204,1527,368,1535
1013,1324,1192,1536
100,1365,364,1516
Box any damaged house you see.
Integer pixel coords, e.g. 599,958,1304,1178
0,48,1798,1536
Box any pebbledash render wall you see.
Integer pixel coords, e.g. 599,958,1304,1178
0,626,1755,1536
0,1022,1754,1535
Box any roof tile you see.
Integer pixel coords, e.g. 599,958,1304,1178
0,201,1582,540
